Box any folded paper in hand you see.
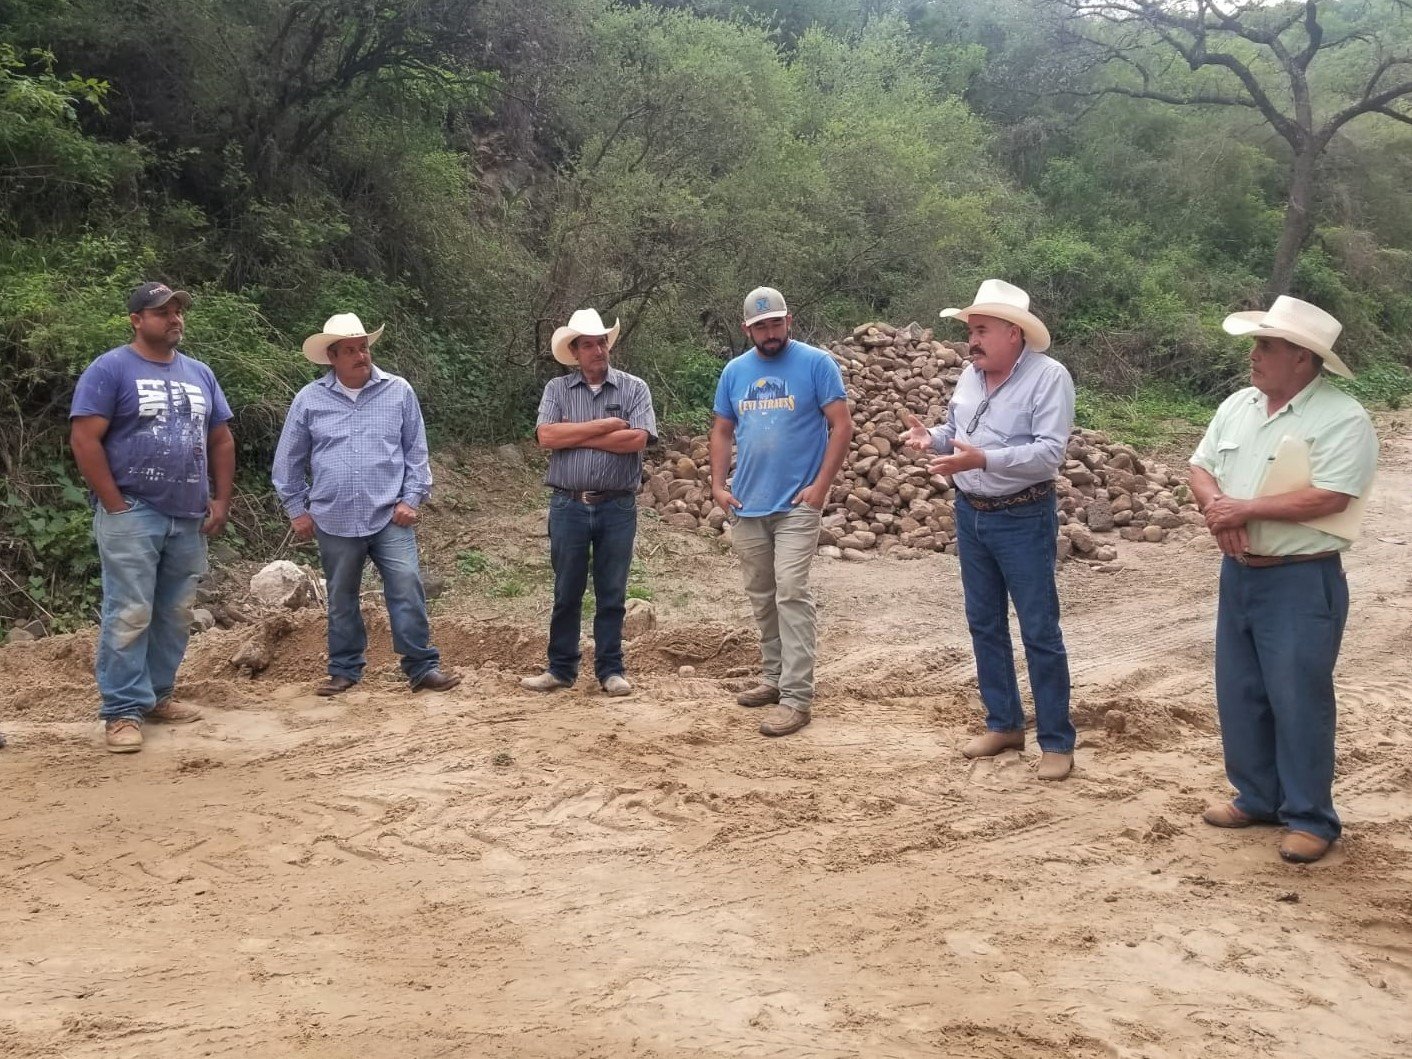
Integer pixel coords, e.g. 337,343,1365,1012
1257,434,1371,541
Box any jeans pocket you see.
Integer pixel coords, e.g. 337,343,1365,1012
997,502,1043,519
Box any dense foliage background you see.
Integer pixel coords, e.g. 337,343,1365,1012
2,0,1409,623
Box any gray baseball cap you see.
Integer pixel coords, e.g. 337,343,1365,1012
743,286,788,326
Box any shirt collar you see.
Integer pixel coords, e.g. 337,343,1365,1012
567,366,621,390
1248,373,1325,416
1285,373,1326,415
319,364,388,392
976,343,1034,384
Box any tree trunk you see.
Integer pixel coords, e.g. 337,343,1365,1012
1268,148,1318,298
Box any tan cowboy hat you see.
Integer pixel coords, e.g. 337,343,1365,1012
302,313,386,365
1222,296,1352,379
940,279,1051,353
551,308,620,366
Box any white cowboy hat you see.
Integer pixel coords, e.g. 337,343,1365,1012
551,308,620,366
939,279,1051,353
1222,296,1352,379
301,313,385,365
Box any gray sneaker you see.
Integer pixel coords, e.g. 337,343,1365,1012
601,674,632,696
520,672,571,692
736,683,780,708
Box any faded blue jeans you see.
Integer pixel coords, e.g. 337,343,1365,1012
1216,555,1347,842
955,492,1074,752
546,493,637,684
93,497,207,721
316,521,440,685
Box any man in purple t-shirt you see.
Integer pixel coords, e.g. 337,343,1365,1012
70,282,235,753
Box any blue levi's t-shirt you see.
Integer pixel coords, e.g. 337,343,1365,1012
70,345,233,520
712,339,847,517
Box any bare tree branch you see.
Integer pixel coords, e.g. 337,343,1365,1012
1037,0,1412,293
1371,105,1412,129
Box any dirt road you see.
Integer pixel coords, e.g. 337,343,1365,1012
2,426,1410,1058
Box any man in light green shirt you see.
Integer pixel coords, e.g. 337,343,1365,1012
1188,296,1377,865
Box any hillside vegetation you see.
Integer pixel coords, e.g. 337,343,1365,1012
2,0,1409,623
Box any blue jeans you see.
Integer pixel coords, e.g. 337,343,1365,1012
93,497,207,721
955,492,1074,752
316,522,440,685
547,493,637,684
1216,555,1347,841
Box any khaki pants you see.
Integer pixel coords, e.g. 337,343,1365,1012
731,505,821,712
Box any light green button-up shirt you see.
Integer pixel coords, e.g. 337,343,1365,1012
1190,375,1377,555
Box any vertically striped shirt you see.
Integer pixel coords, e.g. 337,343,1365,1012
536,367,657,492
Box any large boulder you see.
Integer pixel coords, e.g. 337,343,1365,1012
250,561,317,609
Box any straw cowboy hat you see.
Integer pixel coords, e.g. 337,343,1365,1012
1222,295,1352,379
301,313,385,365
551,308,620,366
939,279,1051,353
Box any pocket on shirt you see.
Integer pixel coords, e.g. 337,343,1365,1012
373,429,402,460
1214,439,1241,477
1002,411,1034,445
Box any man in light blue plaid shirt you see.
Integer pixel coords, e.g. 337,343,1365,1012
272,313,461,697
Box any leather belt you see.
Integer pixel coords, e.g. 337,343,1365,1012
960,480,1055,512
1236,550,1339,568
553,488,633,505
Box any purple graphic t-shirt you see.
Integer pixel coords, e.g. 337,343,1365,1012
70,345,233,519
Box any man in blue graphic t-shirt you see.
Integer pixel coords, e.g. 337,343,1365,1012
709,287,852,738
70,282,235,753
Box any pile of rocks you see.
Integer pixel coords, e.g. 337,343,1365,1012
641,322,1203,562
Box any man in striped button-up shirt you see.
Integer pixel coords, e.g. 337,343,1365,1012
521,309,657,697
273,313,461,698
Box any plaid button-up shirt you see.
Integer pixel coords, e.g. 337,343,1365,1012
272,366,433,538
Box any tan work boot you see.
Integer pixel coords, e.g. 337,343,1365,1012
105,718,143,753
601,674,632,696
759,705,811,737
1202,801,1257,828
520,671,571,692
149,697,202,723
1280,830,1332,864
961,729,1025,759
1036,751,1073,781
736,683,780,708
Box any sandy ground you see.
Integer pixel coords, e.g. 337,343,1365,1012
2,425,1411,1059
